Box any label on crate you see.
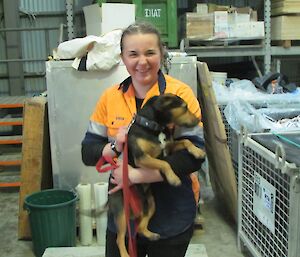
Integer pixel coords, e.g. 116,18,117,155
253,173,276,234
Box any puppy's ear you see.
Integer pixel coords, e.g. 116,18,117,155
153,93,183,111
152,94,173,111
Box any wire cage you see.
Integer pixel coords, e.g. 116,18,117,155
237,131,300,257
218,104,239,182
218,99,300,188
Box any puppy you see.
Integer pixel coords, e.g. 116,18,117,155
109,93,206,257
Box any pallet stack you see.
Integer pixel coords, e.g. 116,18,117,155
271,0,300,47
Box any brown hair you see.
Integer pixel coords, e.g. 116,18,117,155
120,21,166,61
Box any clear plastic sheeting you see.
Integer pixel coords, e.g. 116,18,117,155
213,79,300,106
224,100,300,133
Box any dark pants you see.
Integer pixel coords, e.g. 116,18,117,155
105,225,194,257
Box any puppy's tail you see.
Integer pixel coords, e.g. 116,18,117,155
94,202,109,217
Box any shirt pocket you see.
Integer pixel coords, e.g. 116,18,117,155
107,118,129,138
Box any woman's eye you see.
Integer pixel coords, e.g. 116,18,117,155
147,51,156,56
129,53,137,57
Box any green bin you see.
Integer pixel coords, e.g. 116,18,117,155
24,189,78,257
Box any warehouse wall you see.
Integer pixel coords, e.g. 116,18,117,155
0,0,299,96
0,0,87,96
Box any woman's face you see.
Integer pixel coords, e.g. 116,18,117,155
121,33,162,88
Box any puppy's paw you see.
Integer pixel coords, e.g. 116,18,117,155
190,147,206,159
167,175,182,186
141,230,160,241
149,232,160,241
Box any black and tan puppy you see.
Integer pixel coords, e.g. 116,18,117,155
109,93,206,257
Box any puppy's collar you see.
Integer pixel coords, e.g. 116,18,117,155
134,114,164,132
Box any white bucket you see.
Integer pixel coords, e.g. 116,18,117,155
210,71,227,86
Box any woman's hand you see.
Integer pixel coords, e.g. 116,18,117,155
109,159,133,194
115,126,128,152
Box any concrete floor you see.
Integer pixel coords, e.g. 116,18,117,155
0,184,250,257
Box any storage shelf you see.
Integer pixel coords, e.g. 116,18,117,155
0,117,23,126
182,0,300,73
271,46,300,56
0,153,22,166
0,96,26,188
184,45,265,58
0,135,22,145
0,96,26,108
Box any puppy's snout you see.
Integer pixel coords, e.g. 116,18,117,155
186,115,200,127
178,112,200,127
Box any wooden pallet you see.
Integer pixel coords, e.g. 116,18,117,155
272,39,300,48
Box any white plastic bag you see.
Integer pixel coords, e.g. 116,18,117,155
56,29,122,71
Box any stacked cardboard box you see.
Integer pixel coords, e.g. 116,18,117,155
184,13,214,39
271,15,300,40
184,4,264,40
271,0,300,16
271,0,300,41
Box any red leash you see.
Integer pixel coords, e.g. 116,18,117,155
96,137,141,257
122,134,138,257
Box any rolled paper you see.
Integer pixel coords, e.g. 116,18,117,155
77,183,93,245
94,182,108,245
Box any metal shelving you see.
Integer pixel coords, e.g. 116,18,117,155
0,96,26,188
183,0,300,75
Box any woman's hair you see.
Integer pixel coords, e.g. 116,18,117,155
120,21,165,59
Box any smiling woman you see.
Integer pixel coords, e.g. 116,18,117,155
81,21,205,257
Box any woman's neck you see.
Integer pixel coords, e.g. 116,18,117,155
133,83,153,98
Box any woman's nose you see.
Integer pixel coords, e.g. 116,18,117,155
137,55,147,65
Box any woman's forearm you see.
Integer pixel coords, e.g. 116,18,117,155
129,166,164,184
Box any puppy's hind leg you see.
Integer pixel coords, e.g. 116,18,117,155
137,194,160,241
115,210,130,257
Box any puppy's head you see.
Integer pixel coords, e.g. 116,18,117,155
153,93,200,127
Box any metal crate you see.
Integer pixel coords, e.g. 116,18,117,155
218,100,300,188
219,104,239,184
237,131,300,257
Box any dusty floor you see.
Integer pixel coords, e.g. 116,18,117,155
0,183,250,257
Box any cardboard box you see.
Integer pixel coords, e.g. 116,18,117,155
83,3,135,36
271,15,300,40
229,21,264,38
214,11,229,38
195,3,208,14
228,12,250,25
101,3,135,34
185,13,214,39
208,3,230,13
250,21,264,38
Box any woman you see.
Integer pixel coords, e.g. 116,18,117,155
81,22,205,257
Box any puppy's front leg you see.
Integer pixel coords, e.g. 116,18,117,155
169,139,206,159
136,155,181,186
116,210,130,257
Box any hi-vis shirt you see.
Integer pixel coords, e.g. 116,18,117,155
88,71,203,143
82,71,204,238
